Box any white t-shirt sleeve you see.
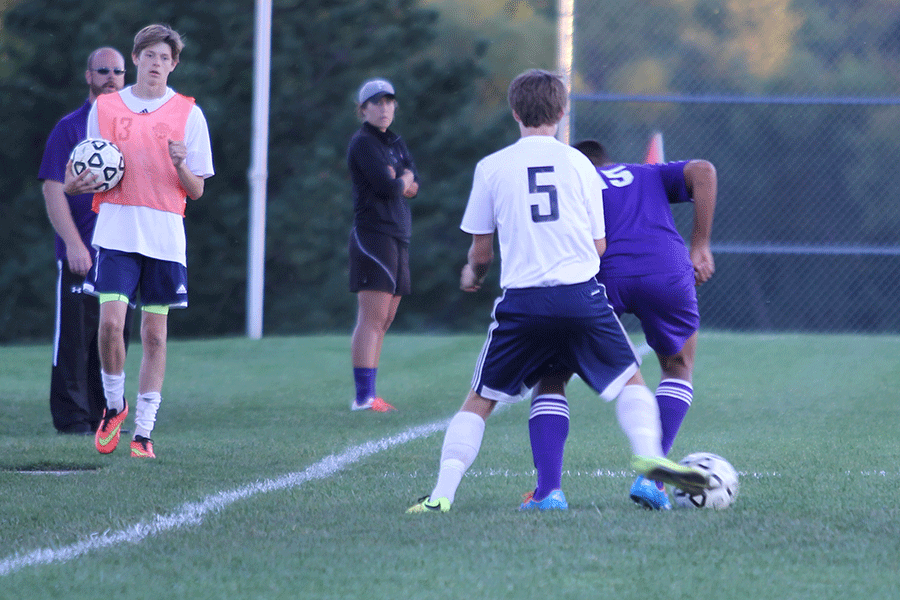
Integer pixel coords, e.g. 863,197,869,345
460,162,495,234
585,168,607,240
185,105,214,179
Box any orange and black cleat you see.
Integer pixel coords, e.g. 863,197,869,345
95,401,128,454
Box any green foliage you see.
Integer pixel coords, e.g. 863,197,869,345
420,0,556,116
571,0,900,333
4,0,900,340
0,0,520,341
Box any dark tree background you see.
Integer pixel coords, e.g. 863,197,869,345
3,0,900,341
0,0,516,341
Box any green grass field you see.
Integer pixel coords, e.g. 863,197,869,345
1,332,898,599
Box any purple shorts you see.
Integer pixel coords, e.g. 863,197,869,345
600,270,699,356
85,248,188,309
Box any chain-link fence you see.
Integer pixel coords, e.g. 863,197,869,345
568,0,900,333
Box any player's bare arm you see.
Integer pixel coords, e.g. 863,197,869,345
169,138,204,200
461,233,493,292
684,159,717,285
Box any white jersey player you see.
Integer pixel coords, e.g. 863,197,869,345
407,69,710,514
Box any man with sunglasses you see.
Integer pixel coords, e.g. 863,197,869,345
38,47,133,434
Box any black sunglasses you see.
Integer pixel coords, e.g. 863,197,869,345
91,68,125,75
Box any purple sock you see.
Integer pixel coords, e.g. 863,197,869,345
655,379,693,490
656,379,693,455
528,395,569,501
353,367,377,404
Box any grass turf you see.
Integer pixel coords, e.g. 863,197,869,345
0,332,898,599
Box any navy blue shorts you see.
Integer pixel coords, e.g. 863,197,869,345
85,248,188,309
471,280,639,403
348,227,410,295
601,270,699,356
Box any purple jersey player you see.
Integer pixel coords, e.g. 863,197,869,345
38,47,130,435
525,139,717,511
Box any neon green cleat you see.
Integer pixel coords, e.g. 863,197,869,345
406,495,451,514
631,455,711,495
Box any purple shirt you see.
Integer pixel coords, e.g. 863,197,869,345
595,161,694,278
38,100,96,262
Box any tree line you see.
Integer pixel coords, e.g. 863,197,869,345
1,0,534,341
2,0,899,342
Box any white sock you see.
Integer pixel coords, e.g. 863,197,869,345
101,370,126,412
615,384,663,458
430,411,486,504
134,392,162,439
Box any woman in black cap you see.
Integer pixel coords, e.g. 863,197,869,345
346,78,419,412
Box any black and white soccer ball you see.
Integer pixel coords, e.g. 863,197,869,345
672,452,739,509
70,138,125,191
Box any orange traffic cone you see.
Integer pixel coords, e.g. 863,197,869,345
644,131,665,164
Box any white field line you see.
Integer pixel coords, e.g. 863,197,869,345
1,342,654,577
0,419,449,577
391,469,782,480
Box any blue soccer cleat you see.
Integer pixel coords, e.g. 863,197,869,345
519,489,568,511
629,475,672,510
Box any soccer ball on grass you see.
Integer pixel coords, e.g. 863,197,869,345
70,138,125,191
672,452,739,509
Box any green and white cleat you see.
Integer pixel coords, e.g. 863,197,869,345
631,455,711,495
406,495,451,514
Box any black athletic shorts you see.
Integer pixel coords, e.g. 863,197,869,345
348,227,410,295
